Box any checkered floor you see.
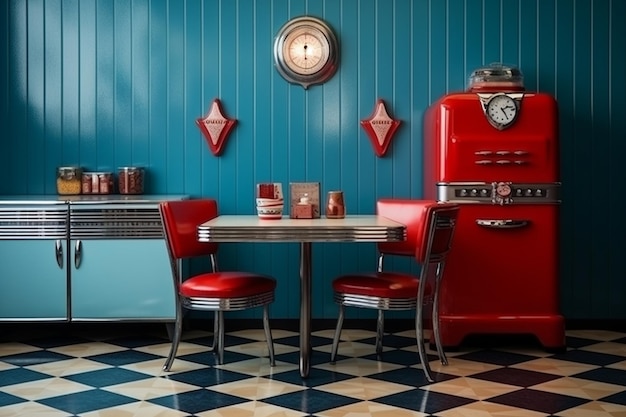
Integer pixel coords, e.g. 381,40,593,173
1,323,626,416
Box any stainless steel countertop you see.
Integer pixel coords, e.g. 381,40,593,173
0,195,190,205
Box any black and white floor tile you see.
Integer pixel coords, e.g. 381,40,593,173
1,323,626,416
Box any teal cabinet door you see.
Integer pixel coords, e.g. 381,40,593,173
0,240,68,320
70,239,175,320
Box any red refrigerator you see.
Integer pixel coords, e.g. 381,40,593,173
423,65,565,350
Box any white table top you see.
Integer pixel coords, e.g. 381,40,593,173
197,214,406,243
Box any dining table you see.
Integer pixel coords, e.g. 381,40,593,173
197,214,406,378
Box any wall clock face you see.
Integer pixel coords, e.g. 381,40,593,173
273,16,339,89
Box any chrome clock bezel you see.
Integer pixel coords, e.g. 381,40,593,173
273,16,339,89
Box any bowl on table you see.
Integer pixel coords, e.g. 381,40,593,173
256,204,283,219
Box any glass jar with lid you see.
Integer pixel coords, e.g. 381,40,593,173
468,63,525,92
56,166,83,195
118,167,145,194
82,172,114,194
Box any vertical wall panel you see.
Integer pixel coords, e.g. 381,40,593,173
2,0,626,320
44,0,64,191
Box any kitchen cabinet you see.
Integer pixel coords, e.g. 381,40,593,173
0,196,187,322
0,203,68,320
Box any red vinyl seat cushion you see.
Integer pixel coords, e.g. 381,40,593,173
333,272,432,299
180,271,277,298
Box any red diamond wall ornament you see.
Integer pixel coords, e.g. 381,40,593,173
360,99,401,157
196,99,237,156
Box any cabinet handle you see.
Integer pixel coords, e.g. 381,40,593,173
74,240,82,269
55,239,63,268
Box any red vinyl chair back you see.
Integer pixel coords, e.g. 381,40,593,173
376,199,457,264
160,199,219,260
158,198,276,370
376,199,432,258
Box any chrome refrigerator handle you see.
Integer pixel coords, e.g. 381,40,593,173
55,239,63,268
476,219,529,229
74,239,82,269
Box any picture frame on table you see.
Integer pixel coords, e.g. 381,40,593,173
289,182,321,219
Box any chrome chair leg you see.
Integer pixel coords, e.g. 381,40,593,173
432,264,448,365
208,312,218,352
330,304,345,363
416,279,435,382
216,311,225,365
263,305,276,366
163,299,183,371
375,309,385,355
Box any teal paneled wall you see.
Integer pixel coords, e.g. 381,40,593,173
2,0,625,320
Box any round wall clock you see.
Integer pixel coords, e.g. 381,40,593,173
273,16,339,89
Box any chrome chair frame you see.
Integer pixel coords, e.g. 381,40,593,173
160,200,276,371
330,202,458,382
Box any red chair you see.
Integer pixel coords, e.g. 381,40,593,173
330,199,459,382
159,199,276,370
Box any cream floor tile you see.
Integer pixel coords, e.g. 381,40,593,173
157,358,211,374
510,357,599,376
133,342,177,357
80,400,190,417
122,357,207,376
606,359,626,371
530,376,626,400
437,401,548,417
47,342,127,357
312,328,341,340
557,401,626,417
0,377,91,401
0,342,41,357
566,330,626,342
207,376,306,400
196,400,307,417
315,376,414,400
423,377,520,401
580,342,626,357
215,358,298,377
315,341,393,357
225,340,283,358
0,400,71,417
315,357,404,377
180,329,213,340
27,357,112,377
151,340,212,358
327,329,378,342
230,328,298,341
489,346,552,358
0,362,17,371
103,376,199,400
424,358,503,377
315,400,429,417
395,328,432,340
